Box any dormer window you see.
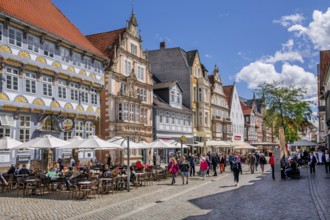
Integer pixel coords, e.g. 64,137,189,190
125,60,132,75
27,34,39,53
137,66,144,81
170,88,182,108
9,27,22,47
131,43,137,56
60,47,71,63
83,57,92,70
73,53,81,67
43,40,55,58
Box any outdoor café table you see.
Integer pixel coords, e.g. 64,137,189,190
99,178,112,193
78,181,92,199
25,178,41,195
135,173,145,186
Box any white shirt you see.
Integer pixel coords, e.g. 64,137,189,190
325,154,330,163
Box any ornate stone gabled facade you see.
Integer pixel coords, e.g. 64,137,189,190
87,11,153,162
208,65,232,141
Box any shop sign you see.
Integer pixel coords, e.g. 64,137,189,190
234,135,241,140
62,118,74,131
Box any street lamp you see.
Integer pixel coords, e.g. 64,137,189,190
180,135,187,160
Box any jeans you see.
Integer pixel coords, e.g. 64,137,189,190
260,164,265,173
233,169,240,183
190,165,195,176
171,173,176,185
181,171,188,184
271,165,275,180
250,164,255,174
213,164,217,176
200,170,206,179
310,163,316,174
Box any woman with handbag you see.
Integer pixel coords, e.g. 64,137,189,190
168,157,179,185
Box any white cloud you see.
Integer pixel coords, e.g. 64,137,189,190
273,14,304,27
287,8,330,50
235,62,317,97
262,51,303,63
205,54,212,59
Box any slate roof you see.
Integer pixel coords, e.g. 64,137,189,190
186,50,197,67
0,0,104,57
240,101,251,115
86,28,126,57
153,94,191,112
154,81,184,92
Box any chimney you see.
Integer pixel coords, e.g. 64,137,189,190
160,41,166,49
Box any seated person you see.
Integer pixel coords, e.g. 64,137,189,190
136,161,144,171
111,166,122,177
46,167,58,181
284,159,298,177
102,165,111,177
18,164,30,175
130,166,137,182
6,164,15,175
0,173,8,186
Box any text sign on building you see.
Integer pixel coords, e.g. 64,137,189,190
234,135,241,140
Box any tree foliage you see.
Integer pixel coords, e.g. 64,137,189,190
257,81,312,143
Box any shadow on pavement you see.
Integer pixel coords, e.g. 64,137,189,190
185,167,321,220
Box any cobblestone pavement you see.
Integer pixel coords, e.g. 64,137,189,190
0,164,328,220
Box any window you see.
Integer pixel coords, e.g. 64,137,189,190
137,88,146,102
198,88,202,102
58,80,67,99
42,76,53,97
118,103,123,121
194,112,197,127
0,24,2,41
130,103,134,122
205,112,208,127
166,112,169,124
125,60,131,75
137,66,144,81
0,127,10,138
120,82,127,96
72,53,81,66
42,117,52,131
85,121,93,138
27,35,39,53
171,91,175,103
43,40,55,58
143,89,147,102
60,47,71,63
6,67,19,91
19,115,30,142
70,83,79,101
143,109,147,125
9,28,22,47
25,72,36,94
159,110,163,123
135,104,140,123
91,88,98,105
140,108,144,124
80,86,89,103
177,92,180,103
198,112,202,126
188,116,192,126
131,43,137,56
83,57,92,70
172,113,175,124
123,103,128,121
63,131,72,140
194,87,197,102
204,88,208,102
94,61,102,73
75,121,84,137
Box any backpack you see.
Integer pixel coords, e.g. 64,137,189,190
232,161,239,170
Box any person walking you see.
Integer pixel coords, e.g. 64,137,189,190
206,156,211,176
259,154,267,173
322,150,330,173
232,157,242,187
255,152,260,172
168,157,179,185
269,152,275,180
249,153,256,174
308,151,317,174
179,156,190,185
189,154,196,177
199,157,209,180
211,153,220,176
219,153,226,174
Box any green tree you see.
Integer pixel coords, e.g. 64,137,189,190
257,81,312,143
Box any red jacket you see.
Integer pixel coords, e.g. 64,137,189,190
269,156,274,166
200,160,209,171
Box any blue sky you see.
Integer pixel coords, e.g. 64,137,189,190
53,0,330,113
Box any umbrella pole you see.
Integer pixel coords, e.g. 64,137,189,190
127,137,130,192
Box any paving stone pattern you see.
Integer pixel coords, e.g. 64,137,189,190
0,164,328,220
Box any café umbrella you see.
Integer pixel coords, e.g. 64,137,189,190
108,136,147,149
75,135,123,150
14,135,70,149
0,137,23,150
